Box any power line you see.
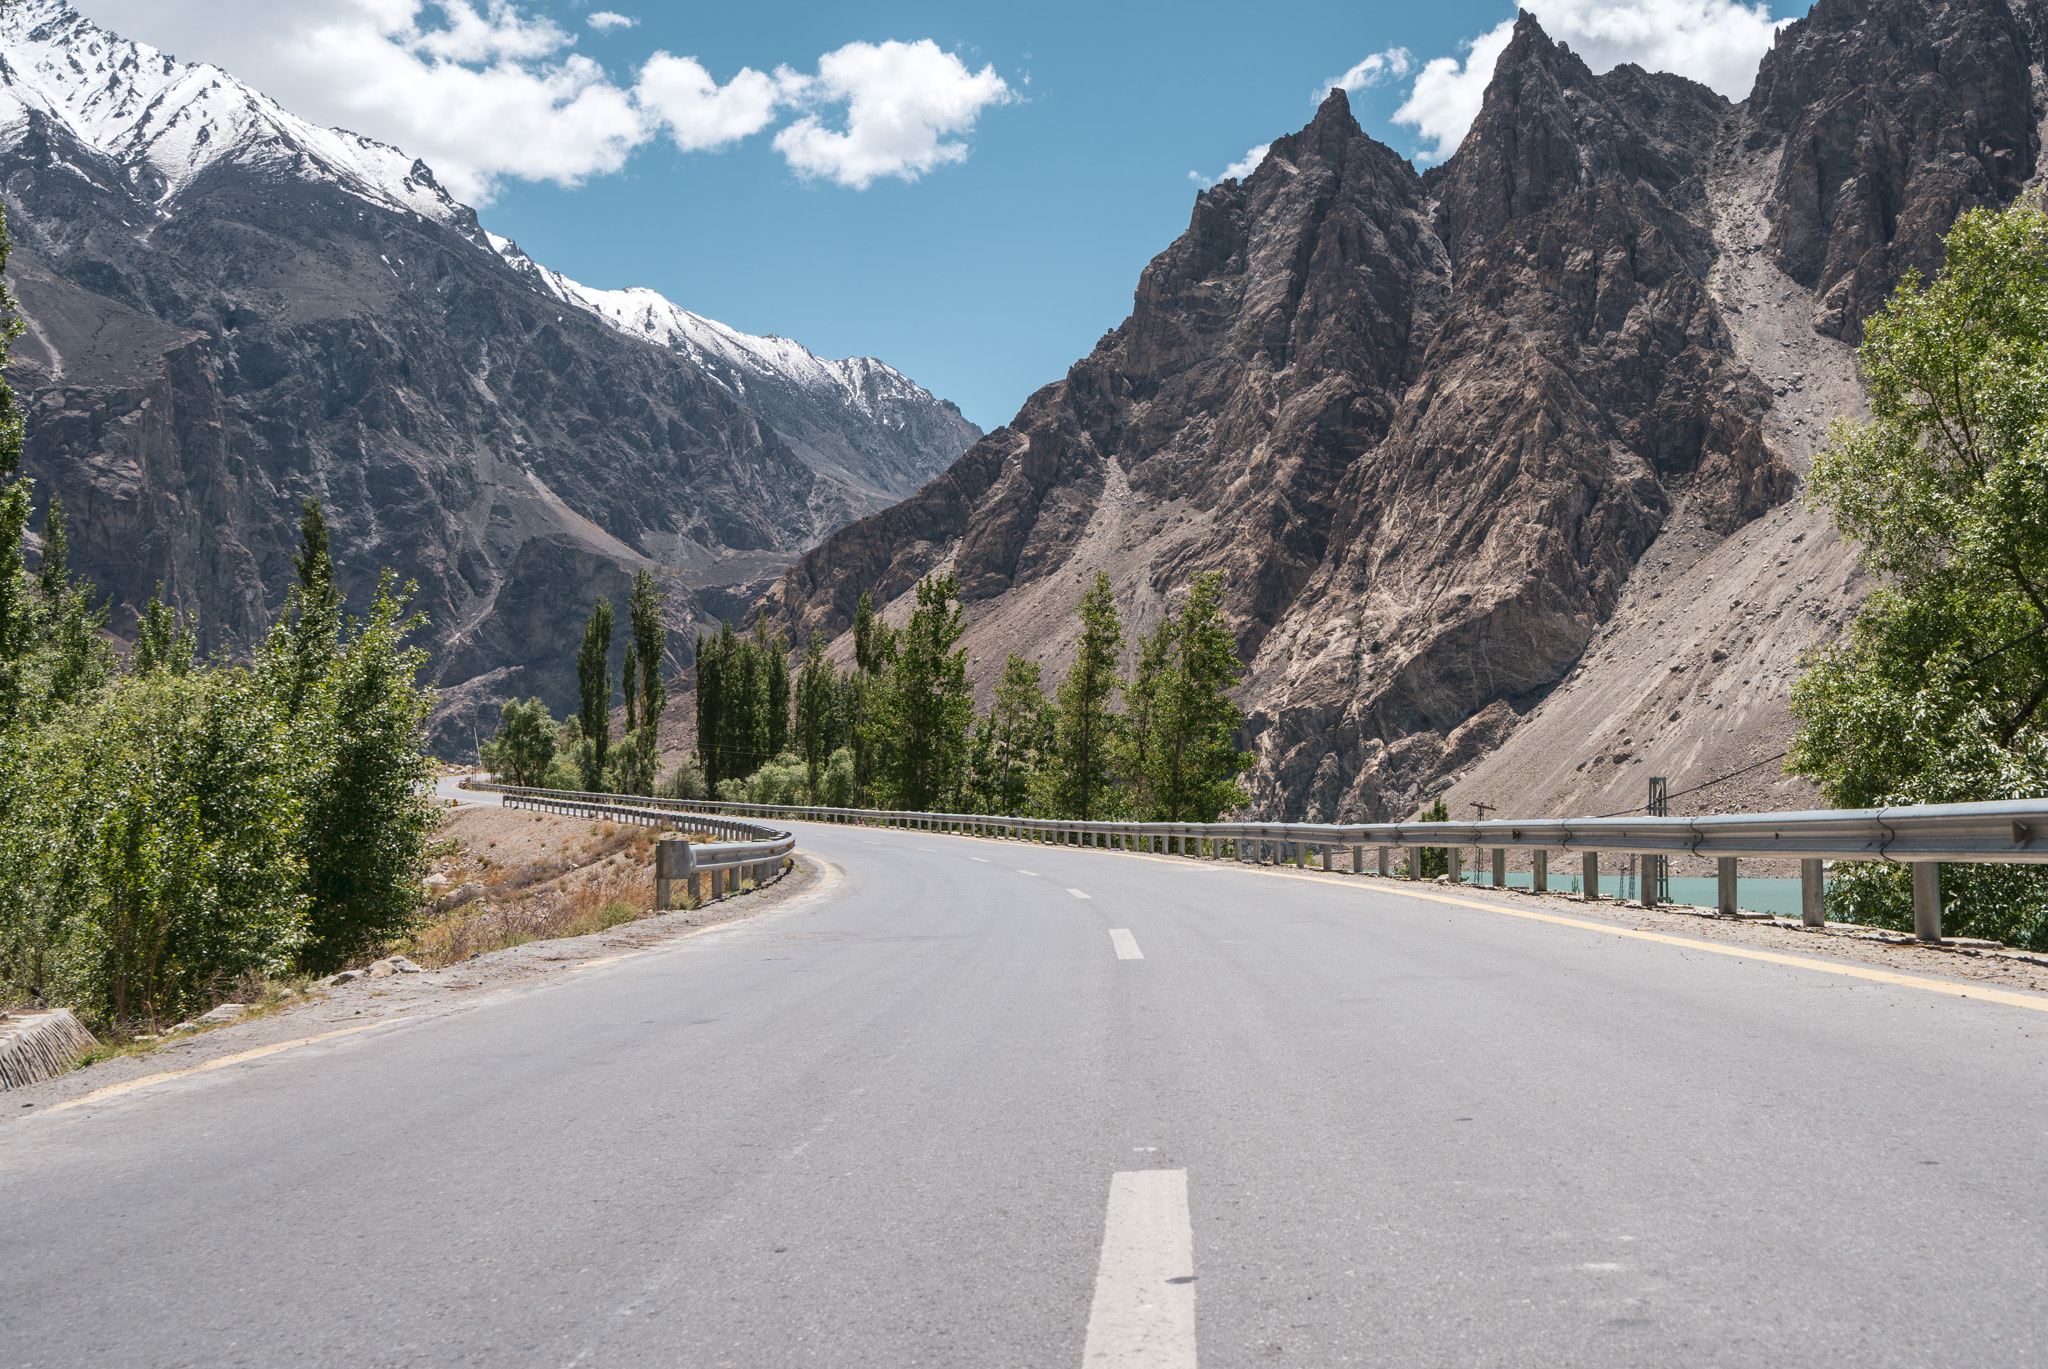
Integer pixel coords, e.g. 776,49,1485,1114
1587,750,1791,819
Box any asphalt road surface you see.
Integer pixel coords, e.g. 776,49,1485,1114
8,818,2048,1367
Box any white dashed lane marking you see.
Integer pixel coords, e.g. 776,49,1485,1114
1068,888,1092,900
1082,1169,1195,1367
1018,870,1040,877
1109,929,1143,960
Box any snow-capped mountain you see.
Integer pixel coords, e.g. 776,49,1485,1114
0,0,979,754
491,234,975,505
0,0,469,227
0,0,976,513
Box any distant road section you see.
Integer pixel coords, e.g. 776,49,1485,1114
5,820,2047,1366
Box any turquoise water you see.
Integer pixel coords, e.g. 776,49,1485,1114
1454,871,1810,917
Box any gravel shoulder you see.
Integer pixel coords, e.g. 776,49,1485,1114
2,852,834,1123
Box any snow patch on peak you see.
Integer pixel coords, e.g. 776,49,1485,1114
486,235,940,420
0,0,465,225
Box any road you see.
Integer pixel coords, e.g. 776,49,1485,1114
7,818,2048,1366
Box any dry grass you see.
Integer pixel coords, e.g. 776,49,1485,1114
72,973,320,1066
404,813,736,969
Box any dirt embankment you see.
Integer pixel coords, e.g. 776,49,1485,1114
2,805,821,1118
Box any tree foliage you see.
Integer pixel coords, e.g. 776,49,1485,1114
1790,201,2048,947
0,191,434,1022
1122,573,1251,821
481,697,558,786
868,574,973,811
1042,573,1126,820
575,596,614,791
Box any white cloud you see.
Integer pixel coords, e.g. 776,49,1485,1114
280,1,646,197
1529,0,1784,96
586,11,635,31
773,40,1010,189
1393,19,1516,164
1187,142,1268,188
635,53,791,153
1392,1,1788,163
1318,47,1413,101
71,2,1007,201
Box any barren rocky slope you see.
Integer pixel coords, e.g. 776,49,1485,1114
0,2,977,753
761,0,2045,821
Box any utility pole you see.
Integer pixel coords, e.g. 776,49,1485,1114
1646,776,1669,905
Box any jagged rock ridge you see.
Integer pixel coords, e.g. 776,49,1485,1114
0,0,978,752
763,0,2043,822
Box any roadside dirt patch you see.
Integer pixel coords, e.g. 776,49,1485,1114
1,838,828,1122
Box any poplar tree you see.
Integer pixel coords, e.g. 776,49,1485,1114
284,499,341,713
795,629,833,799
849,589,893,801
1124,573,1250,821
870,573,972,811
693,625,725,788
757,619,791,759
991,652,1051,815
629,569,666,762
576,596,613,790
1043,572,1125,819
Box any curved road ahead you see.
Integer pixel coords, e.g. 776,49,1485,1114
7,820,2048,1366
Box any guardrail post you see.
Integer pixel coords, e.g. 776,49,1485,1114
1376,846,1389,876
1322,845,1333,871
1642,855,1660,907
1447,848,1462,885
1581,852,1599,901
1405,847,1420,879
1717,858,1738,916
1801,859,1825,928
1913,863,1942,942
654,837,692,911
1532,850,1548,893
1491,848,1506,888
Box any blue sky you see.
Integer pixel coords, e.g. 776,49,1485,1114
86,1,1793,430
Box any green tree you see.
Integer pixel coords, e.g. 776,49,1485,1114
1790,202,2048,947
846,590,895,803
629,569,667,781
1417,794,1450,879
133,590,196,677
989,652,1051,815
283,499,341,713
576,596,615,790
480,697,558,786
869,574,972,810
1043,572,1125,820
19,667,308,1026
622,643,638,736
694,624,726,788
1123,573,1251,821
758,620,791,760
287,574,436,972
795,629,834,799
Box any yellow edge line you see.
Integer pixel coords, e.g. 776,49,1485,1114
48,1017,404,1113
860,826,2048,1014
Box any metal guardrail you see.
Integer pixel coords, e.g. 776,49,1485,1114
462,780,2048,942
467,783,795,908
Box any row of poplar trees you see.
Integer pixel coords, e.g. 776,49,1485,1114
482,571,670,795
697,569,1251,822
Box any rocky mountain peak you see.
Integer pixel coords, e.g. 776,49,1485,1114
1430,11,1727,270
1750,0,2039,337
